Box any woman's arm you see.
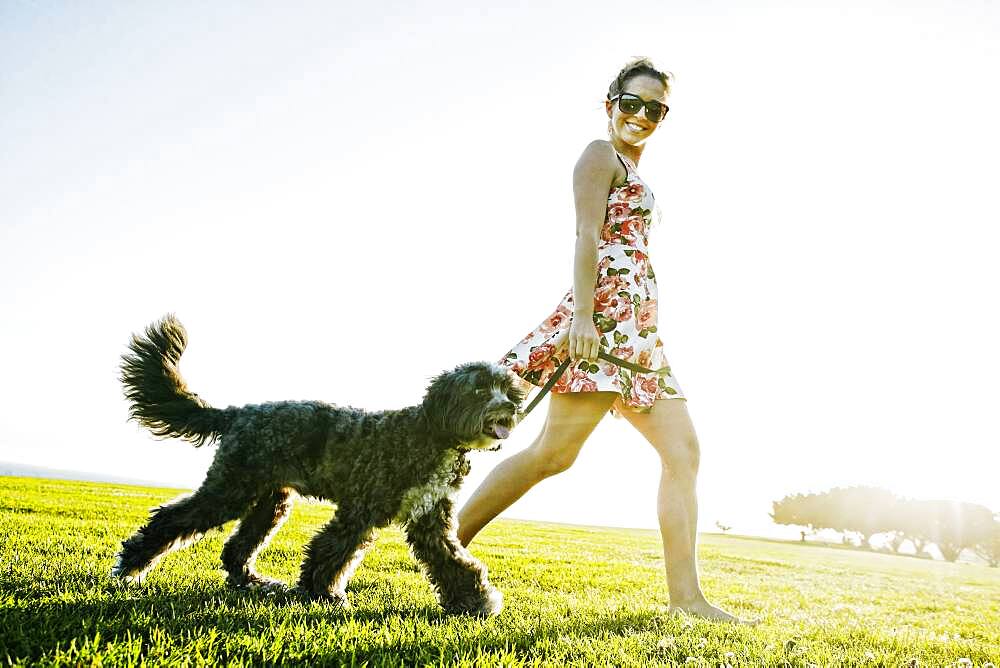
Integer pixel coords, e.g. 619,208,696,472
568,140,621,362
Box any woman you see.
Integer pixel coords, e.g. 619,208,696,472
457,58,741,622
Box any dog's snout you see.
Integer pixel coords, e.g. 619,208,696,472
487,390,518,411
491,397,519,414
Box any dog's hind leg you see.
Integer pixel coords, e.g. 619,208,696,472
113,487,252,584
297,507,377,607
404,497,503,617
221,488,295,591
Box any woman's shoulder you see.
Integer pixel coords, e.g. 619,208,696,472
575,139,628,187
578,139,617,162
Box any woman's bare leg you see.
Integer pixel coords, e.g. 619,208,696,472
457,391,618,546
618,397,745,622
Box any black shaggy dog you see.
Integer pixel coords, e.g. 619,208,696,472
112,315,521,616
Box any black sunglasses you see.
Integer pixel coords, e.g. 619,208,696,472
610,93,669,123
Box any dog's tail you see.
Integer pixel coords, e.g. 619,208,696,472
121,314,233,446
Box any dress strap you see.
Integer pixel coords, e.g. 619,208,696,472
613,148,637,174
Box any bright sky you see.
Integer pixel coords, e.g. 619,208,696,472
2,1,998,537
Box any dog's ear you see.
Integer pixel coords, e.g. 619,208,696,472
421,366,461,433
421,362,494,438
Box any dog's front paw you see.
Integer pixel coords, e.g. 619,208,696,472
477,586,504,617
110,569,145,587
443,586,504,617
229,573,289,595
297,587,352,610
110,555,145,586
319,591,352,610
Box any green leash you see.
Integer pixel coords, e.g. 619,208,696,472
519,349,670,417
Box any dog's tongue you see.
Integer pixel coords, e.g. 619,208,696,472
491,423,511,439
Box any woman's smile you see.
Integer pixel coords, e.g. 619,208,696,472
624,120,650,134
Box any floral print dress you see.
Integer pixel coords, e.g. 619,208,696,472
498,149,685,413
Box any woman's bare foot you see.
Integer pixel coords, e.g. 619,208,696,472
668,598,759,625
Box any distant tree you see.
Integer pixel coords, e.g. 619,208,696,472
825,486,900,549
771,492,832,535
911,538,930,557
974,520,1000,567
912,500,996,562
883,500,936,556
772,488,997,562
886,531,907,554
772,487,900,549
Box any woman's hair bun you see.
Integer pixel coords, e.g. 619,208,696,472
607,57,673,99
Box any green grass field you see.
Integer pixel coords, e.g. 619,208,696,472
1,476,997,666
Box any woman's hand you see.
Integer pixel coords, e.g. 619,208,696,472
568,314,601,362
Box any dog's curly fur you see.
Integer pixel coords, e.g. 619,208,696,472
112,315,521,616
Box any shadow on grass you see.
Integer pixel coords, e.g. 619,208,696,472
0,571,683,665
